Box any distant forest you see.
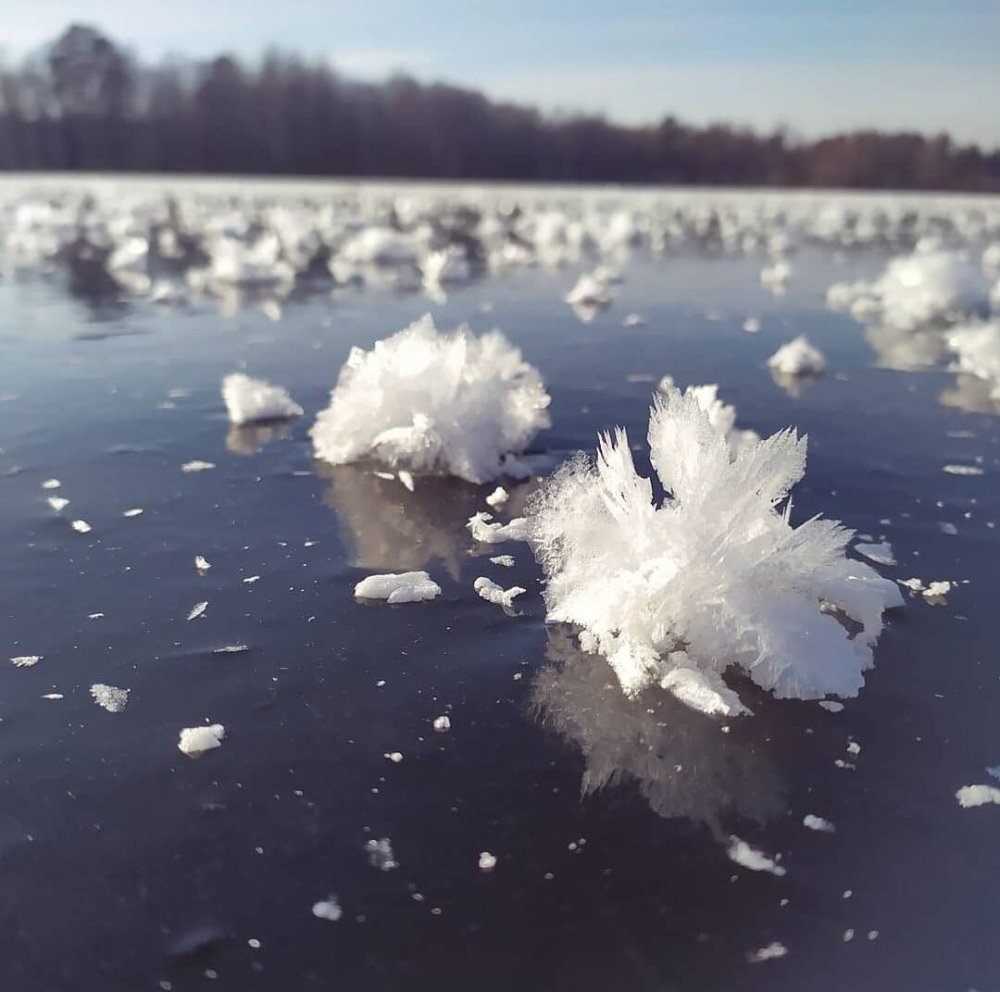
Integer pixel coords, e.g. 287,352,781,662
2,25,999,191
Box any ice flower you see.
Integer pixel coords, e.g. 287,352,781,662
311,314,550,483
222,373,303,425
527,384,902,712
768,336,827,376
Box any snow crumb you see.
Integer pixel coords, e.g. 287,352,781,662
854,541,896,566
354,571,441,604
566,272,614,309
70,519,92,533
768,336,826,376
485,486,509,508
846,740,861,756
727,838,786,876
384,751,404,763
467,512,530,544
181,460,216,473
177,724,225,756
123,508,143,517
311,897,342,922
819,700,845,713
748,942,788,964
41,479,61,490
433,715,451,732
526,384,902,706
47,496,70,511
986,766,1000,781
88,613,104,620
90,683,129,712
743,317,762,333
843,929,855,942
474,576,526,610
803,814,836,833
186,601,208,621
956,784,1000,808
11,655,41,668
195,555,212,572
478,851,498,871
489,554,515,567
243,575,261,584
660,661,749,717
364,838,398,871
221,372,303,425
311,314,550,484
943,464,984,476
213,644,249,654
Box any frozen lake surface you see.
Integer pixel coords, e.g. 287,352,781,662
0,177,998,991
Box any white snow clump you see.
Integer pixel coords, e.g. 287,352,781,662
311,314,550,483
526,383,902,710
768,336,827,376
473,576,526,610
354,571,441,604
178,724,226,756
222,373,303,425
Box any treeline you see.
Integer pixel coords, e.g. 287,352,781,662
1,25,998,191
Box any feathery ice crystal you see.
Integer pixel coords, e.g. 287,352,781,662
527,384,902,713
311,314,550,483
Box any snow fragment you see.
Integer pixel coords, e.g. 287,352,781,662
90,683,129,712
485,486,509,508
397,469,415,492
489,554,515,567
186,601,209,621
467,512,529,544
956,784,1000,808
943,464,983,476
70,519,92,533
819,700,844,713
854,541,895,566
213,644,249,654
178,724,225,756
768,336,826,376
311,897,342,922
727,837,786,876
803,814,835,833
364,838,398,871
478,851,498,871
181,460,216,473
11,655,41,668
433,715,451,733
195,555,212,572
47,496,70,511
748,942,787,963
354,571,441,604
41,479,61,490
221,373,303,425
384,751,404,763
474,576,526,610
123,508,143,517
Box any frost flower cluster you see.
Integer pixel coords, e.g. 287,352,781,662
527,384,902,713
311,314,550,483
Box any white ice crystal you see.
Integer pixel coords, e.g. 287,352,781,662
478,851,498,871
565,273,614,308
473,576,526,610
657,379,759,455
364,837,398,871
311,897,342,921
47,496,70,511
768,336,827,376
221,373,303,426
11,655,41,668
803,813,835,832
311,314,550,483
71,519,92,534
526,385,902,709
433,715,451,732
854,541,895,566
467,512,530,544
178,723,225,756
186,601,209,621
748,942,788,963
727,837,786,876
90,683,130,712
485,486,509,508
354,571,441,604
955,784,1000,808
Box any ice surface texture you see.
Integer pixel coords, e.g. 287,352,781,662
222,373,303,425
527,384,902,711
311,314,550,484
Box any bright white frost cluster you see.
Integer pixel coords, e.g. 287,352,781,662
948,319,1000,402
311,314,550,483
222,373,303,425
527,383,902,713
768,336,827,376
827,249,989,331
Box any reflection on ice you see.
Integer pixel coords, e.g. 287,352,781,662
532,630,785,835
225,421,294,456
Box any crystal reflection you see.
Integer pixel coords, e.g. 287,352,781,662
532,629,786,837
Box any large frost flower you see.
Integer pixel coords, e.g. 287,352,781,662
311,314,550,484
527,384,902,714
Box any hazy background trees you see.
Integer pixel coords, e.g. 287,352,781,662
1,24,997,191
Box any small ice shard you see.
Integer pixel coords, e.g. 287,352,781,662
181,460,216,473
942,464,984,476
768,336,826,376
474,576,526,609
490,555,515,567
41,479,61,490
47,496,70,511
854,541,896,566
623,313,647,327
565,273,613,308
354,571,442,604
178,724,225,756
42,693,64,700
221,373,303,425
485,486,509,508
397,469,415,492
243,575,261,584
818,700,844,712
748,942,788,964
213,644,249,654
70,519,92,533
364,838,398,871
90,683,129,713
727,837,786,876
88,613,104,620
11,655,41,668
846,740,861,756
384,751,404,763
956,784,1000,808
659,660,749,717
478,851,498,871
803,814,835,832
187,601,209,621
311,897,342,922
433,715,451,732
743,317,762,333
526,384,902,706
467,512,529,544
195,555,212,572
311,314,550,484
123,508,143,518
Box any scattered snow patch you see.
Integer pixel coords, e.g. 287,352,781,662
467,512,529,544
803,814,835,832
354,571,441,604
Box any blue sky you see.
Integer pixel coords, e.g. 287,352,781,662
3,0,999,145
